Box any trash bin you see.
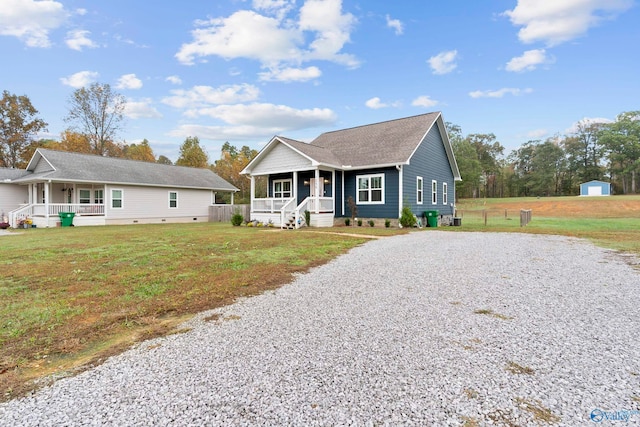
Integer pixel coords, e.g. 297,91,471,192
58,212,75,227
423,210,439,227
452,217,462,226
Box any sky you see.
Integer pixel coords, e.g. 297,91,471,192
1,0,639,162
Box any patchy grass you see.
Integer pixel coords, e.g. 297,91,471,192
506,361,535,375
451,195,640,256
0,222,376,401
514,397,561,424
474,308,513,320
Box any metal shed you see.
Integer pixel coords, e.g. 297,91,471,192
579,180,611,196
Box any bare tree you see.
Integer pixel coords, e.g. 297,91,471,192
64,83,126,156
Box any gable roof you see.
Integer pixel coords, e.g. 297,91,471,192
12,149,238,191
242,112,460,179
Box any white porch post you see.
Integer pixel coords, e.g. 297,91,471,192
314,169,320,214
44,180,50,224
293,171,298,204
331,170,335,213
341,172,345,216
250,176,255,213
230,192,234,205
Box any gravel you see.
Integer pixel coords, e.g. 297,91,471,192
1,231,639,426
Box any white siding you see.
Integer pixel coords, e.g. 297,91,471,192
105,185,212,221
0,184,29,212
252,143,312,175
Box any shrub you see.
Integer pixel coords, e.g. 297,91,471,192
347,196,358,222
304,209,311,227
399,206,417,228
345,218,351,226
231,212,243,226
368,220,375,227
357,219,363,227
385,219,391,228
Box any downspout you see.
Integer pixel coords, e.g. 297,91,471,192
396,165,403,219
341,171,345,216
331,170,335,216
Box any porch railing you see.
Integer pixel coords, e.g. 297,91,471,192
280,198,297,229
253,198,292,213
307,197,334,213
9,203,105,228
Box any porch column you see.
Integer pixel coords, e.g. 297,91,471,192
331,170,335,213
230,192,234,205
44,180,50,224
250,176,255,212
341,172,345,216
314,169,320,214
293,171,298,205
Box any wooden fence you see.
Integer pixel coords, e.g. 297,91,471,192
209,204,250,222
455,208,533,226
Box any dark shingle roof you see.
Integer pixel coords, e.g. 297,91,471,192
14,149,238,191
277,136,343,167
311,112,441,167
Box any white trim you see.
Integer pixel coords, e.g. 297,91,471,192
431,180,437,205
442,182,448,205
78,188,91,204
169,191,178,209
111,188,124,209
397,165,403,218
272,178,292,198
356,173,385,205
416,176,423,205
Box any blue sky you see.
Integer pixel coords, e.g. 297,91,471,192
2,0,638,162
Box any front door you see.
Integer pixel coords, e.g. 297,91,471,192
309,178,318,197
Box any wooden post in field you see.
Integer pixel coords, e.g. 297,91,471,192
520,209,532,227
504,209,507,219
483,209,487,226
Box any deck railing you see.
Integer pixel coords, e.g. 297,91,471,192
253,198,292,213
9,203,105,228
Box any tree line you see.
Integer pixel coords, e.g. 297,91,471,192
0,84,258,203
448,110,640,198
2,83,638,203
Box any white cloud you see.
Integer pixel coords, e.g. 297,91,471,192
168,103,337,140
412,95,439,108
428,50,458,75
123,99,162,119
506,49,553,72
503,0,633,46
162,84,261,109
526,129,548,139
65,29,97,51
176,0,358,70
386,14,403,35
565,117,613,134
259,66,322,82
166,75,182,85
469,87,533,98
365,97,386,109
116,74,143,90
0,0,69,47
60,70,99,88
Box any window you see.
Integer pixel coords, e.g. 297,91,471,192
79,189,91,204
432,180,437,205
111,189,123,209
94,189,104,204
357,174,384,204
416,177,423,204
443,182,448,205
273,179,292,198
169,191,178,208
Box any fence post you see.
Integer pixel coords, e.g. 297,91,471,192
520,209,532,227
483,209,487,226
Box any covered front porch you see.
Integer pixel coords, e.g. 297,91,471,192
249,168,339,228
9,181,107,228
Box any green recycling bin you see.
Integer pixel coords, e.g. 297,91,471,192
59,212,75,227
424,210,438,228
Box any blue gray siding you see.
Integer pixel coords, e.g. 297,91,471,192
339,167,399,218
403,125,455,216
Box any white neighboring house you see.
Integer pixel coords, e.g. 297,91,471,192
1,148,238,228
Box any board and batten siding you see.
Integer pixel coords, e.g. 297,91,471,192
251,143,313,175
403,125,455,216
0,184,29,212
104,185,212,220
341,167,399,218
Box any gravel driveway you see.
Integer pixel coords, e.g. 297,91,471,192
1,231,639,426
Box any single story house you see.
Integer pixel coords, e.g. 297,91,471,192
1,148,238,228
241,112,461,228
580,180,611,196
